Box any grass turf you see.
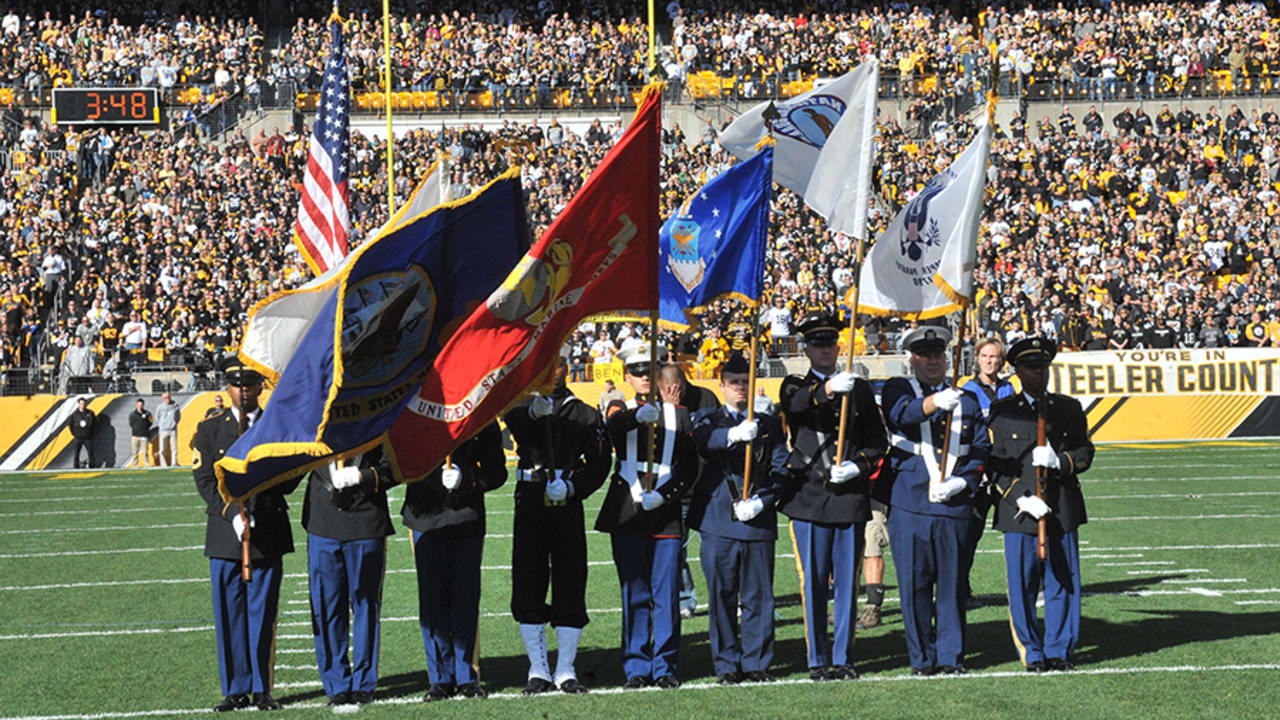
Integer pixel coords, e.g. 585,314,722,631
0,442,1277,719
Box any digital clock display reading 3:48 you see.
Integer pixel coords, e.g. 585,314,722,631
51,88,161,125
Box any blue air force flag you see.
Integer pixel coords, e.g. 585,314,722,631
659,146,772,329
215,169,530,502
853,121,992,320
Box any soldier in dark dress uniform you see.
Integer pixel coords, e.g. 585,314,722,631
301,448,397,706
193,357,299,712
777,314,888,681
880,326,990,676
988,337,1094,672
401,422,507,700
688,353,790,685
594,345,697,690
503,357,610,695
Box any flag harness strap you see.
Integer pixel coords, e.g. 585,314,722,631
621,400,676,491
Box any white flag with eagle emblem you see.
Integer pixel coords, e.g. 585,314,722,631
853,121,992,320
719,60,878,237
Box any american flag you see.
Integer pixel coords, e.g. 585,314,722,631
293,18,351,275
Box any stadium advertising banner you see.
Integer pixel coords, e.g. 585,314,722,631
1049,348,1280,443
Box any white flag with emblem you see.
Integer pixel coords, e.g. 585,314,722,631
853,121,991,320
719,60,878,238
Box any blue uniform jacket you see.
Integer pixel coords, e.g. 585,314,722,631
881,377,991,518
687,406,789,542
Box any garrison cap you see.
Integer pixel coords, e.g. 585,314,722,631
903,325,952,354
1008,336,1057,367
721,352,751,376
219,355,265,386
797,312,841,346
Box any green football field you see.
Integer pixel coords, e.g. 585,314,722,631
1,442,1277,719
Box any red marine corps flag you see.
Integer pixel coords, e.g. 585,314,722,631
386,84,663,479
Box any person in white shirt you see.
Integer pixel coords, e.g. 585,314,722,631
122,311,148,350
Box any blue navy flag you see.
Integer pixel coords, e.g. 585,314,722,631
659,146,773,329
216,170,530,502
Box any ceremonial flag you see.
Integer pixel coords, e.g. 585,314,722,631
240,160,450,382
854,121,992,319
386,84,663,480
294,17,352,275
719,60,878,225
215,171,530,502
659,145,772,329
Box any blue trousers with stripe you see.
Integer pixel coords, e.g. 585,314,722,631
700,533,775,676
412,531,483,686
307,535,386,697
610,534,682,681
789,519,863,669
210,557,282,697
1004,530,1081,665
887,509,968,671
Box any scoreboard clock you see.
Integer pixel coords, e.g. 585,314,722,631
51,88,161,125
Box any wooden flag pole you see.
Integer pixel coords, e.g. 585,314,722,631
834,233,870,465
937,306,971,471
644,308,660,492
741,312,760,501
234,389,251,583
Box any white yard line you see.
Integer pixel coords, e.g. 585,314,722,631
1088,491,1280,500
1095,561,1174,567
0,493,193,504
1091,514,1280,521
1161,578,1246,584
0,507,193,518
0,523,204,536
1125,568,1209,575
0,546,203,559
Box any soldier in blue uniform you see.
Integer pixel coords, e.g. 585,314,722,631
301,448,396,706
881,326,990,676
988,336,1093,672
193,357,300,712
777,314,888,681
688,353,789,685
503,357,610,695
401,422,507,700
594,345,697,690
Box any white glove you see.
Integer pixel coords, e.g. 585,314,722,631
726,418,759,445
545,477,569,502
829,460,861,484
1032,445,1061,471
827,371,857,394
929,476,968,503
529,395,555,420
440,464,461,490
330,462,362,490
1016,494,1052,519
231,513,255,542
734,495,765,522
630,482,645,504
641,490,665,511
636,403,661,424
933,388,962,412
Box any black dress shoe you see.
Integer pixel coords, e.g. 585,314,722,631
213,694,250,712
327,691,352,706
1026,660,1047,673
1046,658,1075,672
744,670,775,683
911,666,936,676
424,683,456,702
350,690,375,704
716,672,740,686
937,665,967,675
654,675,680,689
558,677,589,694
252,692,281,711
524,677,556,695
622,675,651,690
809,667,833,682
830,665,860,680
457,683,487,699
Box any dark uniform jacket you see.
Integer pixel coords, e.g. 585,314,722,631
987,393,1094,536
687,406,789,542
881,377,991,519
401,422,507,536
302,446,397,542
503,389,610,512
129,409,153,438
193,408,299,561
776,370,888,525
594,398,697,537
69,408,95,439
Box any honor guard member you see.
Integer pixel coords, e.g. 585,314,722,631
688,353,790,685
777,313,888,681
958,337,1015,609
503,357,610,695
988,337,1093,672
401,422,507,700
594,345,697,690
193,357,299,712
881,326,990,676
301,449,397,706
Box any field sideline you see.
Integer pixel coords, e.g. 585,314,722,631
1,442,1277,719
